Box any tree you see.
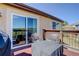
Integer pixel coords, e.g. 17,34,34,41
63,21,68,26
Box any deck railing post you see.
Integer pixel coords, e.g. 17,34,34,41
60,30,63,44
43,29,46,40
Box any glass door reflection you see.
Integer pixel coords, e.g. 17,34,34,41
13,15,26,47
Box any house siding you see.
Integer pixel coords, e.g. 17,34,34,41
0,4,62,48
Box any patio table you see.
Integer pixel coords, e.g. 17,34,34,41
32,40,63,56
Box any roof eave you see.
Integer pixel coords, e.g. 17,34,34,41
4,3,64,23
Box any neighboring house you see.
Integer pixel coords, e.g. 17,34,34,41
62,25,76,30
0,3,64,49
72,21,79,29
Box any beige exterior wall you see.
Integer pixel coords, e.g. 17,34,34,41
0,4,62,48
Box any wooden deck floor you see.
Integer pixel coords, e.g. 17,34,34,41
63,48,79,56
12,45,79,56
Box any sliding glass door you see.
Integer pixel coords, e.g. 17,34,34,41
12,15,37,47
27,17,37,43
13,15,26,47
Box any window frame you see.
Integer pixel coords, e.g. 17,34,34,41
11,13,40,49
52,21,57,29
12,15,27,47
52,21,61,29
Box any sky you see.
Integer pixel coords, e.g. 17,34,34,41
13,15,37,28
13,15,26,28
26,3,79,25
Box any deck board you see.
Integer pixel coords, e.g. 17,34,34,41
11,45,79,56
63,48,79,56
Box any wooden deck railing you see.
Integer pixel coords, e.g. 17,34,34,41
43,29,79,50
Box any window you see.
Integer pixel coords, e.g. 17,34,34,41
27,17,37,43
76,25,79,29
56,23,60,29
52,22,61,29
52,22,57,29
12,15,38,47
13,15,26,47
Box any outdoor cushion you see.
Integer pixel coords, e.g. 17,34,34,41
0,34,5,50
0,31,11,56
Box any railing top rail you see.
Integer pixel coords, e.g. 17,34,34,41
43,29,79,33
43,29,79,44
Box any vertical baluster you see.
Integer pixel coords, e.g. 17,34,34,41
72,33,73,48
76,33,79,49
76,33,77,49
78,33,79,49
68,33,69,46
76,33,78,49
67,33,68,46
70,33,71,47
75,33,76,49
63,32,64,44
64,32,66,45
60,30,63,44
77,33,79,49
69,33,71,47
65,33,67,45
67,33,69,46
64,33,66,45
68,33,70,47
70,33,72,47
74,33,76,48
73,33,74,48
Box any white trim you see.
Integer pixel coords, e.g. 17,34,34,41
11,12,40,49
37,17,40,36
11,13,13,49
11,13,27,49
12,43,31,49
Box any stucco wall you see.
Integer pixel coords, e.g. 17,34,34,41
0,4,62,41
